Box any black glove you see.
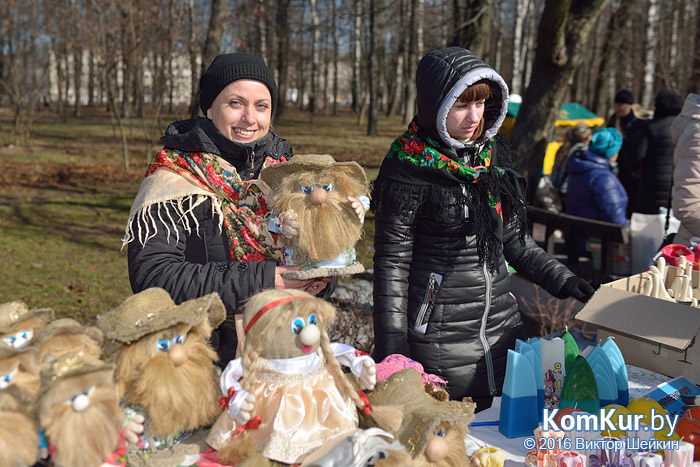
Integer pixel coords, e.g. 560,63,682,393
558,276,596,302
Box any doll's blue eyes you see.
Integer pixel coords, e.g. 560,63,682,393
291,318,305,334
156,335,185,352
435,429,445,437
2,374,11,383
301,184,332,194
308,314,317,325
70,387,94,401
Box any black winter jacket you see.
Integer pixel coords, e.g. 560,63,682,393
126,117,293,363
372,47,575,405
630,115,677,214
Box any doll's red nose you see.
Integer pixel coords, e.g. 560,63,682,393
169,344,188,366
424,436,449,462
309,188,327,205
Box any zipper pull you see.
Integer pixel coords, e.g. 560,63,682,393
429,274,436,302
250,150,255,169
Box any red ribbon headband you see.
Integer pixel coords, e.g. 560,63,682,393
244,296,307,335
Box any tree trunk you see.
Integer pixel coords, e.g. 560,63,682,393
367,0,378,135
275,0,290,118
690,1,700,94
511,0,528,95
593,2,627,117
509,0,607,197
88,50,95,107
450,0,492,60
73,48,82,117
257,0,267,60
190,0,230,118
641,0,658,109
309,0,320,115
351,0,362,112
331,0,338,115
403,0,420,125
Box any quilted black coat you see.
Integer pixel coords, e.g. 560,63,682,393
371,47,575,408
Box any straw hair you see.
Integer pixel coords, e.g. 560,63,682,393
114,320,221,437
273,166,367,263
41,385,122,467
0,411,39,466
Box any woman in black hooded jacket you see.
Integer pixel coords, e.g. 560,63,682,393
371,47,594,410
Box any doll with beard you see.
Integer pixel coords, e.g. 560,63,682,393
97,288,226,459
0,300,54,351
34,352,124,467
258,154,370,280
0,346,39,397
366,368,476,467
208,288,382,465
0,385,39,466
35,317,103,364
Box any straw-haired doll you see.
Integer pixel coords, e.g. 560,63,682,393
208,288,379,465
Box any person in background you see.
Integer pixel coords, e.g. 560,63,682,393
566,127,628,226
550,122,594,210
607,89,644,215
629,90,683,215
123,53,332,364
371,46,594,411
671,93,700,247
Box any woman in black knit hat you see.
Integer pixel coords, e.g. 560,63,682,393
123,53,332,364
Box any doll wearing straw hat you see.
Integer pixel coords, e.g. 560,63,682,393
0,300,54,351
34,352,124,467
96,288,226,457
209,288,378,465
258,154,370,280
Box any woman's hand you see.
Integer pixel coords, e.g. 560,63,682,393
275,266,332,296
348,196,366,224
278,209,299,238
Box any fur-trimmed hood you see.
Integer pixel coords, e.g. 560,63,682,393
415,47,509,149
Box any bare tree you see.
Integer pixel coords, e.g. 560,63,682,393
450,0,492,60
91,0,130,170
689,0,700,94
351,0,362,112
367,0,378,135
509,0,607,194
511,0,529,95
275,0,290,118
309,0,320,115
0,0,50,146
403,0,422,125
189,0,230,118
641,0,659,108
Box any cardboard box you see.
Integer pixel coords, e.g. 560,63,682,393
575,270,700,384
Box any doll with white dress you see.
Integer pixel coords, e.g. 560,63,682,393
208,288,378,465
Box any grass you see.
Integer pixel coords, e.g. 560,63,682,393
0,106,403,321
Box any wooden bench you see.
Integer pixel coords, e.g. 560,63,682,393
526,206,630,286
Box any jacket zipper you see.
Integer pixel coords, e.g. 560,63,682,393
414,273,438,333
479,262,497,395
250,150,255,169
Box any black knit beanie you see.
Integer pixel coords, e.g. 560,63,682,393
199,53,278,116
614,90,634,105
654,90,683,117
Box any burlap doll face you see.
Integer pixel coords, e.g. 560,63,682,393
272,165,367,263
244,290,336,360
38,358,122,467
0,348,39,397
113,320,222,437
0,302,54,351
409,419,469,467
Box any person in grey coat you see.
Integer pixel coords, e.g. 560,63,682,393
371,47,594,411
